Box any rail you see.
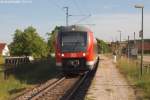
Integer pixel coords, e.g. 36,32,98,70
63,71,89,100
14,72,91,100
14,75,65,100
14,57,100,100
62,57,99,100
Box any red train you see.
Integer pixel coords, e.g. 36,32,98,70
55,25,99,74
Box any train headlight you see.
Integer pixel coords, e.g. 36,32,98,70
61,53,64,57
83,53,86,56
72,28,75,31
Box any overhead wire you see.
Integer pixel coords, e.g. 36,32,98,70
71,0,83,15
50,0,93,26
71,0,92,25
51,0,65,13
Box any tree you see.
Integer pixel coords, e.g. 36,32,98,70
96,38,111,53
9,26,49,58
47,26,59,53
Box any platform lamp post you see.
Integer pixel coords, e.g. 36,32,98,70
134,4,144,76
117,30,122,58
117,30,122,42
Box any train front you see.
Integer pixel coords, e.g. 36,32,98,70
55,25,95,74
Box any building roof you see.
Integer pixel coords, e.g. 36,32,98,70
0,43,6,54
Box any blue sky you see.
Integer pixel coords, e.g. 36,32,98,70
0,0,150,43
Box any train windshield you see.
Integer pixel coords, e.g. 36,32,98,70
61,32,87,52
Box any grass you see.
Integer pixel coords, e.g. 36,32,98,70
0,74,29,100
0,56,4,72
0,57,60,100
117,57,150,100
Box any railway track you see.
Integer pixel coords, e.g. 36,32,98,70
13,75,64,100
14,72,88,100
13,59,99,100
14,58,99,100
62,71,89,100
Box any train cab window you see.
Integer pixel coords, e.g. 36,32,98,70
60,32,87,52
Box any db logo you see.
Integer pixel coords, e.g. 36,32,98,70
70,53,76,57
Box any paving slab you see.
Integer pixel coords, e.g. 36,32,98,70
85,55,136,100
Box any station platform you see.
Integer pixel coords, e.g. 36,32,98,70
85,55,136,100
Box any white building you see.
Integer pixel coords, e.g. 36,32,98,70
0,43,10,57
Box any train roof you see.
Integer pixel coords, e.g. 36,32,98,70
59,25,91,32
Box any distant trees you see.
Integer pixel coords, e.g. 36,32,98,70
9,26,49,58
96,38,111,53
47,26,59,53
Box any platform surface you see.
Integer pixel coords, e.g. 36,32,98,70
85,55,136,100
